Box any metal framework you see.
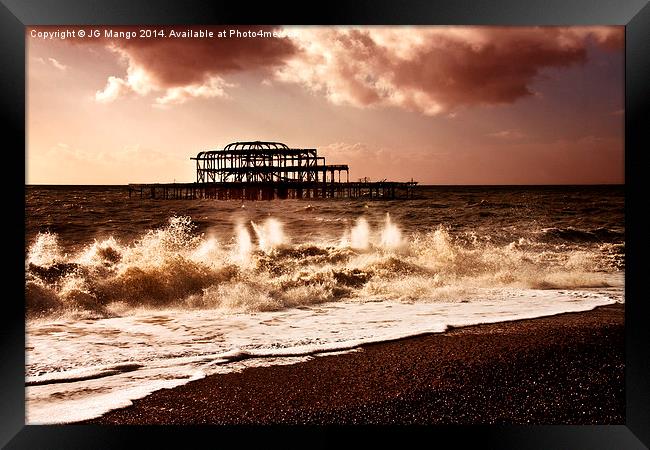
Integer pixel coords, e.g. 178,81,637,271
127,140,417,201
191,141,349,184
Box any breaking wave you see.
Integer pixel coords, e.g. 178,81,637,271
25,215,623,318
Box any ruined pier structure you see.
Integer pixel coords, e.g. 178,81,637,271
129,141,417,200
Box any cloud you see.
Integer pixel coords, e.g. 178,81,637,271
275,26,623,115
47,142,80,159
154,76,234,106
319,142,427,181
34,26,621,113
95,76,130,103
85,26,297,104
100,144,173,165
45,142,171,165
35,142,179,184
487,130,526,140
48,57,67,71
32,56,67,71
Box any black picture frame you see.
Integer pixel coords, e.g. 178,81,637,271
2,0,648,447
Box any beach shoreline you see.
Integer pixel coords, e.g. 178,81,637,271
79,303,624,425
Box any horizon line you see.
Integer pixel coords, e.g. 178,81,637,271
25,183,625,187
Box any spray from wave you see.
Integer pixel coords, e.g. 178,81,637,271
25,214,622,318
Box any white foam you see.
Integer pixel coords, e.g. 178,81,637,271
350,217,370,250
380,213,403,249
251,218,286,252
26,287,620,424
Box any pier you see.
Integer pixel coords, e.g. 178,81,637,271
128,141,417,200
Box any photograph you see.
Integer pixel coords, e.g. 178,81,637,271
24,24,626,426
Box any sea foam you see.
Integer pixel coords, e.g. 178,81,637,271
25,215,622,317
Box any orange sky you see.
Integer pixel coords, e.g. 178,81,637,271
26,26,624,185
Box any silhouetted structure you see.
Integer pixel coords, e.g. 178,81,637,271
193,141,349,184
129,141,417,200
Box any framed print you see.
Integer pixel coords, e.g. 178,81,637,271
2,0,649,447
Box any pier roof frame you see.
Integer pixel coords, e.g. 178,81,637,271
224,141,289,150
191,141,319,160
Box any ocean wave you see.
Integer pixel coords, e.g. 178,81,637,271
25,215,623,318
538,226,624,244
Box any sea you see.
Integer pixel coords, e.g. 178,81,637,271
25,185,625,424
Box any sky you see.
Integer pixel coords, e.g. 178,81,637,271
26,26,624,185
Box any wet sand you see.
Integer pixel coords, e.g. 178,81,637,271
82,304,624,425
